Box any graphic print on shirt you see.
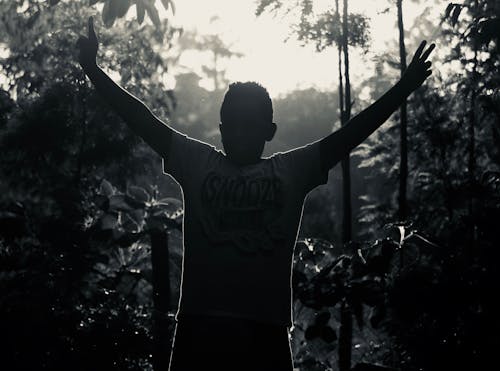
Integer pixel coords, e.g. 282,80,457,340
200,169,286,255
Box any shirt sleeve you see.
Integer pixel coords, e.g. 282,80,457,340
162,130,217,188
276,140,329,195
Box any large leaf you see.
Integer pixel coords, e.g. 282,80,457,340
135,0,146,24
102,0,117,27
450,4,462,27
99,179,115,197
144,0,161,28
109,195,135,211
99,212,119,230
160,0,170,11
115,0,131,18
127,185,150,204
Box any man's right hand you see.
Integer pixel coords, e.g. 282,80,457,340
77,16,98,70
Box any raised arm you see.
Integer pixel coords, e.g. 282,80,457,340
319,40,436,171
77,16,173,158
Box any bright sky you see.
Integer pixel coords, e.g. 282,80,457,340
0,0,446,98
165,0,445,97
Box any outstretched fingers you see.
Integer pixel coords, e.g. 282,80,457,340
88,16,97,44
420,43,436,62
412,40,427,62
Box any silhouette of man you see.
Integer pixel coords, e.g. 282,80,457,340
77,16,434,371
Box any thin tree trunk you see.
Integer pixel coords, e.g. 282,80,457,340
337,3,353,369
74,80,88,186
151,231,171,371
468,0,478,248
341,0,352,245
338,300,353,371
397,0,408,222
336,0,344,125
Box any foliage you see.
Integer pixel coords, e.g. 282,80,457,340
351,1,500,369
255,0,371,53
48,0,175,28
0,0,183,369
291,225,439,370
0,0,181,111
175,27,244,91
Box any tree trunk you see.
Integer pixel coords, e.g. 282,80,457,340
397,0,408,222
468,0,478,248
336,0,346,245
341,0,352,245
338,300,353,371
336,0,344,125
74,79,88,186
150,231,171,371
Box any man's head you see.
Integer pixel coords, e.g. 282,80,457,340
219,82,277,165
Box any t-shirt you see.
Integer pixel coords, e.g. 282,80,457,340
162,130,329,327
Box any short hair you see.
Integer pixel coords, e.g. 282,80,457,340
220,81,273,123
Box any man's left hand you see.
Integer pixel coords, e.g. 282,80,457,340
401,40,435,93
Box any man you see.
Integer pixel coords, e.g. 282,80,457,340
77,16,434,371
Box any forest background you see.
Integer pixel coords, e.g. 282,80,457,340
0,0,499,370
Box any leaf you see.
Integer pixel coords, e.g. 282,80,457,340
100,179,115,196
380,7,391,15
154,197,183,212
109,195,135,211
451,5,462,27
115,0,131,18
444,3,454,20
478,18,500,45
135,0,146,24
122,212,141,232
127,209,146,227
144,0,161,28
94,194,110,211
26,10,41,29
100,212,119,230
102,0,116,27
160,0,170,11
127,185,150,204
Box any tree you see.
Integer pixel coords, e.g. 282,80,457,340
176,22,244,91
256,2,370,370
255,0,369,247
443,0,500,247
396,0,409,221
48,0,175,29
0,1,184,369
352,2,500,366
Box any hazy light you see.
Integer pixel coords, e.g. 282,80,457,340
166,0,443,97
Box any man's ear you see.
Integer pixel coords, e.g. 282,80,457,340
265,122,277,141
